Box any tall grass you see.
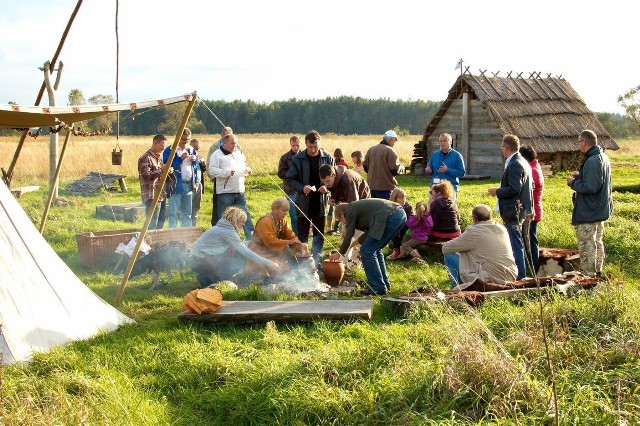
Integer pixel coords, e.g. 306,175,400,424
1,135,639,425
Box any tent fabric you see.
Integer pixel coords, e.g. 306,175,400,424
0,94,194,128
0,179,134,364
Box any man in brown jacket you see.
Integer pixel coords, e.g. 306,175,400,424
441,204,517,288
319,164,370,205
363,130,403,199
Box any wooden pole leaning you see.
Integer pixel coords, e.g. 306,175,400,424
39,124,73,234
2,0,83,188
115,92,198,304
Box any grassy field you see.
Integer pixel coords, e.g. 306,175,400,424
1,134,640,425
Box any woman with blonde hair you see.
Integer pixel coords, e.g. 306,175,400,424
249,197,307,271
429,180,461,240
190,206,278,286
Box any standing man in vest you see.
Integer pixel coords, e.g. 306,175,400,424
277,135,301,234
208,126,233,226
363,130,403,199
423,133,466,199
488,134,533,280
567,129,613,277
163,128,200,228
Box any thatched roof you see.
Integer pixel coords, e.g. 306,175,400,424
422,72,618,153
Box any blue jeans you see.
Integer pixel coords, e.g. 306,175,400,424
371,190,391,200
359,208,407,293
505,220,526,279
168,181,193,228
217,192,255,239
144,199,166,230
443,252,462,288
286,192,298,235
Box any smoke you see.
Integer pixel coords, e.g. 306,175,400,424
262,261,332,295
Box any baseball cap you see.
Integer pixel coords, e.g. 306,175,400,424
383,130,399,141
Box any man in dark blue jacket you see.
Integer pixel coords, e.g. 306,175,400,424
489,134,533,279
567,130,613,277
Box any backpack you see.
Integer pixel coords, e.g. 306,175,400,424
164,171,177,198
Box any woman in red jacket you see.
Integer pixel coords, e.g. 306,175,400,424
519,145,544,272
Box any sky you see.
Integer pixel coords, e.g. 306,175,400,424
0,0,637,114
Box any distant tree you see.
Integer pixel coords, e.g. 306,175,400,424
618,85,640,131
157,103,206,135
68,89,85,105
85,94,116,133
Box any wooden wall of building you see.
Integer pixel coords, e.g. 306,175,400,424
422,99,504,178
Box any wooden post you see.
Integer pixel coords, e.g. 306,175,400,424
115,92,198,304
39,124,73,234
461,92,470,168
43,60,64,198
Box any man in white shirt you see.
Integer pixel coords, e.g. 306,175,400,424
208,134,254,239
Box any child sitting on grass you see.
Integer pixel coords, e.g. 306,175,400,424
397,201,433,262
351,150,364,173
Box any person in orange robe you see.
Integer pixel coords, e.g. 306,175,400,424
248,197,307,274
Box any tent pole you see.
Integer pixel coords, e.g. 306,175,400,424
115,93,198,304
39,125,73,234
2,0,83,188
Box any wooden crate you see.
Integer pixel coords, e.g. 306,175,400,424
76,227,202,270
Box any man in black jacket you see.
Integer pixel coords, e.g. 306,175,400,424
488,134,533,279
566,129,613,277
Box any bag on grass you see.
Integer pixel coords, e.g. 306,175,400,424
182,287,223,314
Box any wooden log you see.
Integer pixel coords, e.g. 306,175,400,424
118,177,128,193
124,206,145,223
177,300,374,324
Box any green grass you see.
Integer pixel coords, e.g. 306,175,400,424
2,148,640,425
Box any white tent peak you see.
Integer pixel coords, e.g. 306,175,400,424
0,180,133,364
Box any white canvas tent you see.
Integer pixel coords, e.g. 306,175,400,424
0,178,134,363
0,94,195,363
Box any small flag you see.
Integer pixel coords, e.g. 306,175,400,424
455,58,463,70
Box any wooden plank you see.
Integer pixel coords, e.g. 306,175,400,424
10,185,40,198
177,300,374,324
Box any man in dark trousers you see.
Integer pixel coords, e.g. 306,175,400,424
330,199,406,295
566,129,613,277
286,130,334,267
488,134,533,279
277,135,301,234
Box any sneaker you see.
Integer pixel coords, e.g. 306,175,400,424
358,288,387,296
386,248,401,260
326,229,340,236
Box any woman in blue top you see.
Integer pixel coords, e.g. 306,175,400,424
190,206,279,286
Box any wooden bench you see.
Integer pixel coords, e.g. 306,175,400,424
415,240,447,254
10,185,40,198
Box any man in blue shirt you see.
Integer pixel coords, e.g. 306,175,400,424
423,133,466,194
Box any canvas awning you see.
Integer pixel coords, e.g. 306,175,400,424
0,94,194,128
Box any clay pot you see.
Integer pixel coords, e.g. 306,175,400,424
323,259,345,286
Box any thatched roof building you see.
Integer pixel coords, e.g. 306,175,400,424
412,71,618,178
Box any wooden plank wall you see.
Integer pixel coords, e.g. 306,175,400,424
425,100,504,178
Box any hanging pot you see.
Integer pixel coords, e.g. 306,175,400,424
112,143,123,165
323,259,345,287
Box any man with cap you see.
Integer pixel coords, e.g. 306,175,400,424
363,130,403,199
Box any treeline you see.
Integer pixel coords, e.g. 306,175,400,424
2,96,639,139
130,97,441,136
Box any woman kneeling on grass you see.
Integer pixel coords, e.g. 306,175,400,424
248,197,308,271
190,206,279,286
429,180,461,241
